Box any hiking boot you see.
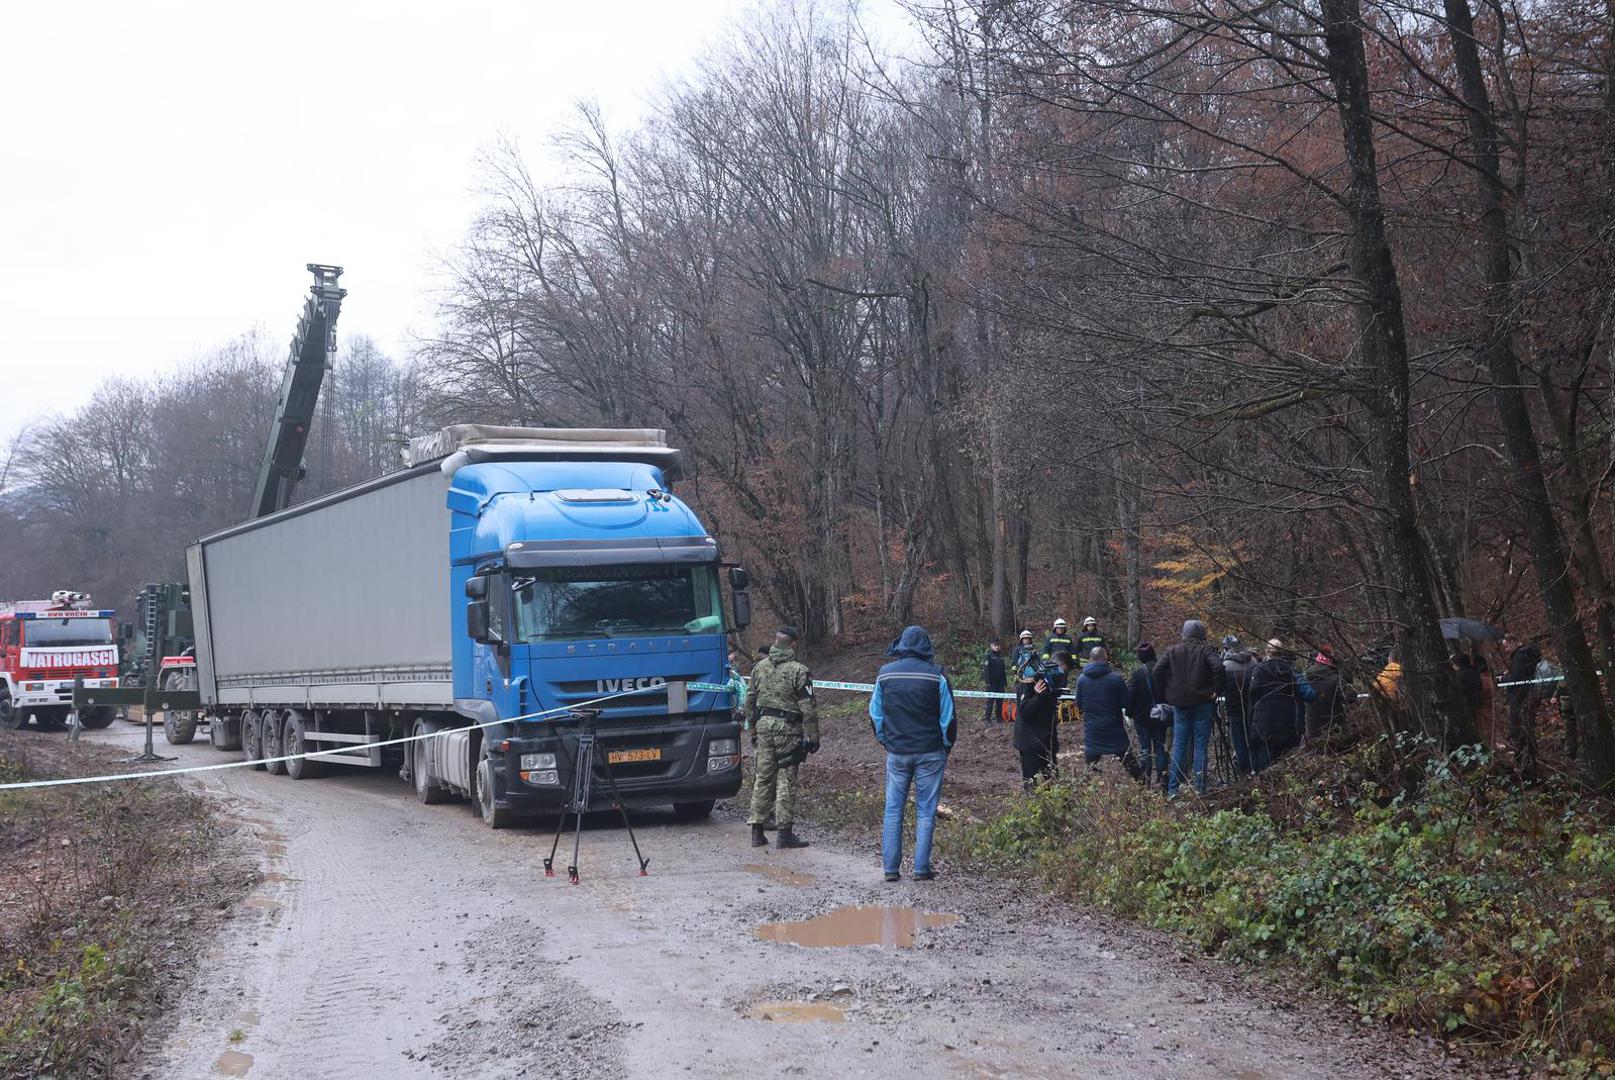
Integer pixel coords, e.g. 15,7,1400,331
750,824,768,847
884,872,900,883
914,869,936,881
775,826,809,849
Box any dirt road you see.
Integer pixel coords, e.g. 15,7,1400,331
79,723,1460,1080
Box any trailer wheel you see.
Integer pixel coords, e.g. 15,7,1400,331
0,692,21,731
262,711,287,776
412,726,447,804
283,711,323,780
79,707,116,731
239,710,261,761
474,755,516,830
161,670,197,743
672,800,716,822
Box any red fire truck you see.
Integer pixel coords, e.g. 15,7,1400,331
0,591,122,731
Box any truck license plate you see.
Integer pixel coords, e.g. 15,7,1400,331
608,748,661,764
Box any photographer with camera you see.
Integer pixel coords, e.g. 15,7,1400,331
1015,649,1072,789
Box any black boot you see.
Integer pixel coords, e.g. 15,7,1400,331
750,824,768,847
776,826,809,849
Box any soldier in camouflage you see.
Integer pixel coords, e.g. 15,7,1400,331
746,625,818,849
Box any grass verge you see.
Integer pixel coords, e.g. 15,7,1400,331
0,733,241,1079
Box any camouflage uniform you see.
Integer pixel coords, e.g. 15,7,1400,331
746,645,818,828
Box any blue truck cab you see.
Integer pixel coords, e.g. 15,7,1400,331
441,436,751,824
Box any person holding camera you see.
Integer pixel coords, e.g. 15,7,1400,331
1015,650,1071,789
1126,642,1169,788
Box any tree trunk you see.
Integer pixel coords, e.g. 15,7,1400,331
1319,0,1473,745
1441,0,1615,784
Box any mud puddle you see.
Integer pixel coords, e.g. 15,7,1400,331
742,862,817,886
747,1000,846,1023
756,905,960,948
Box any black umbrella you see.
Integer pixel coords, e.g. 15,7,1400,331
1440,617,1503,642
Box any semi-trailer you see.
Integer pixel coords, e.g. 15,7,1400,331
187,424,751,827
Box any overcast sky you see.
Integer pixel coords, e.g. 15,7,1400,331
0,0,793,442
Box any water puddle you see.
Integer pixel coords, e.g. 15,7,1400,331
747,1000,846,1023
214,1049,253,1076
263,872,290,884
264,842,287,859
755,905,960,948
742,863,817,886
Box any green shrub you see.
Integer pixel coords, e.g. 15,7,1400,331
946,750,1615,1071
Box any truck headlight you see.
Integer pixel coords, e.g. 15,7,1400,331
520,769,560,786
708,738,738,755
707,754,740,774
519,752,557,770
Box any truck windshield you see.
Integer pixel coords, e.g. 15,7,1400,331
24,618,115,647
510,564,723,641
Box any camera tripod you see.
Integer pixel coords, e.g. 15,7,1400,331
543,709,651,884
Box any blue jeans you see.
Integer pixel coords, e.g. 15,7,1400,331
1168,702,1215,796
883,750,948,875
1228,711,1252,776
1137,722,1168,785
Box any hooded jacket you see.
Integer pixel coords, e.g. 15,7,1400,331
1127,646,1160,729
1152,621,1225,709
1075,660,1132,756
1222,649,1256,721
869,626,956,755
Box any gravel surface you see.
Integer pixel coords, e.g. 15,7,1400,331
65,723,1475,1079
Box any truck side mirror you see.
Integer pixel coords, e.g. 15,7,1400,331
729,565,752,630
465,575,488,600
467,599,492,643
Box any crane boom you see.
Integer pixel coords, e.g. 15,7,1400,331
250,264,347,519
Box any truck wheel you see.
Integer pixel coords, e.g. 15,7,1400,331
672,800,716,822
0,692,21,730
262,712,287,776
412,730,447,805
162,671,197,743
79,707,116,731
283,712,323,780
474,755,516,829
238,711,262,767
36,708,69,732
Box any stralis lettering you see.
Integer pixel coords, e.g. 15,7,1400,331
18,648,118,669
595,676,668,693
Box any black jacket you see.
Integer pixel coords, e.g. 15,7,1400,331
1042,634,1076,661
981,650,1007,691
1303,663,1353,738
1014,668,1066,754
1126,667,1159,729
1153,631,1225,709
1507,643,1542,706
1247,658,1312,749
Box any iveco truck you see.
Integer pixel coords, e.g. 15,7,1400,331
187,425,751,827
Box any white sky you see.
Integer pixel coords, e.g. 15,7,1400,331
0,0,781,442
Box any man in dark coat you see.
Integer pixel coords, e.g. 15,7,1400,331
1153,620,1225,796
1075,647,1139,777
1303,646,1355,744
1125,642,1167,787
870,625,956,881
980,639,1007,728
1015,651,1070,789
1246,639,1316,773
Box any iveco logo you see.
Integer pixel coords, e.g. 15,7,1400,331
596,677,668,693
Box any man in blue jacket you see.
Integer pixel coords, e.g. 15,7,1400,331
869,625,956,883
1075,647,1140,778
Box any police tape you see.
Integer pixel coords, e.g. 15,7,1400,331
693,678,1064,701
0,685,659,793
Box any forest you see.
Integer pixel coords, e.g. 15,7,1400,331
2,0,1614,785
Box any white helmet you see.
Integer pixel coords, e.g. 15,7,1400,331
1053,618,1068,630
1083,616,1098,628
1019,629,1034,641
